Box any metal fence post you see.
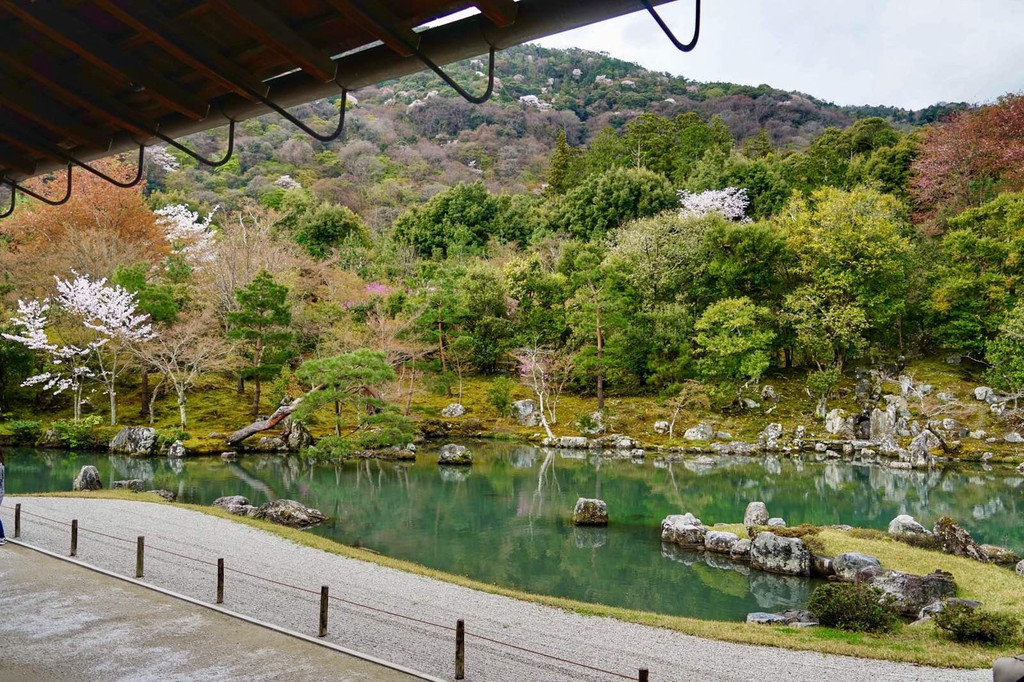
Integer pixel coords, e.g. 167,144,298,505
639,668,649,682
455,619,465,680
136,536,145,578
14,503,20,538
319,586,329,637
217,558,224,604
70,519,78,556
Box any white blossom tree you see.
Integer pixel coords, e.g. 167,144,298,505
514,345,575,440
678,187,750,222
156,204,218,269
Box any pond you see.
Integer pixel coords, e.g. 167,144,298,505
5,443,1023,622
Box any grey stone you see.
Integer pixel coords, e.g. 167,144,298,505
511,399,539,427
72,466,102,491
220,451,238,461
441,403,466,417
1016,560,1024,577
213,495,253,515
1005,432,1024,443
653,420,670,435
888,514,930,537
438,443,473,465
833,552,881,582
917,598,981,621
146,489,175,501
166,440,186,459
580,411,605,435
974,386,994,402
759,423,784,449
556,436,589,449
824,409,851,436
572,498,608,526
933,516,987,562
750,532,811,576
251,499,326,527
281,419,313,451
946,354,962,365
683,422,715,441
980,544,1022,565
108,427,158,456
730,538,752,561
660,513,706,548
761,385,778,402
111,479,144,492
869,569,957,617
767,518,787,528
744,501,769,528
705,530,739,554
746,612,788,625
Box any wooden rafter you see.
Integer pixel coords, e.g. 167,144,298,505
0,143,37,177
323,0,420,57
0,75,110,150
473,0,519,27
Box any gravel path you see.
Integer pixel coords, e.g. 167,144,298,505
0,543,416,682
0,497,990,682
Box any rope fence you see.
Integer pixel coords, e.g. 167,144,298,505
4,503,648,681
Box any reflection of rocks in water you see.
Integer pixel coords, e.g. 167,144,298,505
167,457,184,474
660,542,701,566
703,552,751,576
439,467,470,483
683,457,716,475
973,497,1005,520
556,448,586,460
573,526,608,549
108,456,155,482
762,457,781,476
509,447,538,469
822,460,849,492
748,571,814,611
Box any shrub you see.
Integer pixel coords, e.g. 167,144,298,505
933,603,1021,646
486,376,515,417
51,415,103,450
807,583,901,633
8,419,42,444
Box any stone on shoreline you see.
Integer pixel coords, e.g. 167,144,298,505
213,495,254,515
832,552,881,582
73,466,102,491
111,479,144,492
767,517,786,528
730,538,752,561
888,514,930,537
683,422,715,441
661,513,706,549
511,399,539,427
705,530,739,554
109,427,158,456
933,516,987,562
572,498,608,526
743,501,769,529
869,569,957,617
750,532,810,576
167,440,186,458
438,443,473,465
251,499,326,528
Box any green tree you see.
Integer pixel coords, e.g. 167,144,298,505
294,203,369,259
556,167,677,241
985,302,1024,407
393,182,499,258
694,297,775,399
228,271,296,416
546,131,584,195
296,349,396,437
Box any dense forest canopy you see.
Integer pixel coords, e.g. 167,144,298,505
1,42,1021,449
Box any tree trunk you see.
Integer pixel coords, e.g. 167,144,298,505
237,375,245,394
596,303,604,412
139,367,150,418
109,387,117,426
178,395,187,430
227,385,324,445
437,302,446,374
334,400,341,436
252,376,262,417
537,393,555,440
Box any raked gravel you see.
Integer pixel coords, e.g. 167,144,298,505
0,497,989,682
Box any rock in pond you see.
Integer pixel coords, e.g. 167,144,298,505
146,489,175,501
250,499,326,528
109,427,158,456
888,514,930,537
750,532,810,576
572,498,608,526
511,399,539,427
661,513,706,549
747,609,818,626
166,440,186,458
441,403,466,418
73,465,102,491
869,569,957,617
832,552,881,582
933,516,987,562
438,444,473,465
744,501,769,529
730,538,752,561
111,479,145,492
705,530,739,554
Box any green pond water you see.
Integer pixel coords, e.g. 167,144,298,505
5,443,1023,622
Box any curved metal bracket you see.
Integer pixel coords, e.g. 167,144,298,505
154,118,236,167
71,144,145,188
0,180,14,219
641,0,701,52
417,46,495,105
15,165,73,206
257,89,348,142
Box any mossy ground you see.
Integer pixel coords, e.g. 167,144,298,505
21,490,1023,669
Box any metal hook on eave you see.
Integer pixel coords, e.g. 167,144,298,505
256,89,348,143
0,180,15,219
13,164,73,206
641,0,700,52
419,45,496,105
154,118,236,167
70,144,146,188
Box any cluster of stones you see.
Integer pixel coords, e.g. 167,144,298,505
108,426,186,459
71,464,174,500
212,496,326,528
540,434,643,458
438,443,473,465
889,513,1022,567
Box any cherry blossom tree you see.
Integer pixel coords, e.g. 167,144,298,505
678,187,750,222
156,204,218,269
514,345,575,440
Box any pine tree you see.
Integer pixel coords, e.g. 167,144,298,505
546,131,582,196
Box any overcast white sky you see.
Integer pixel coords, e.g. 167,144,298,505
533,0,1024,110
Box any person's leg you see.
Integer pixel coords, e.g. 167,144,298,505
0,516,5,542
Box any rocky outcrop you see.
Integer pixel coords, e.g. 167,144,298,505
868,569,957,617
832,552,881,582
511,399,539,427
111,479,144,492
251,499,326,527
441,403,466,417
109,427,158,456
933,516,987,562
438,443,473,465
750,532,810,576
73,465,102,491
683,422,715,441
824,409,855,438
908,429,941,465
572,498,608,526
743,501,769,529
705,530,739,554
247,419,314,452
758,423,783,449
660,513,706,549
167,440,186,458
730,538,752,561
544,436,588,449
888,514,931,537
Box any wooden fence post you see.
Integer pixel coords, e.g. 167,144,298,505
136,536,145,578
70,519,78,556
217,558,224,604
639,668,649,682
14,503,20,538
319,586,329,637
455,619,465,680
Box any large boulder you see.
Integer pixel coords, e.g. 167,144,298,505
758,423,784,449
660,513,707,549
111,479,145,492
888,514,931,537
511,399,539,427
908,429,941,465
974,386,994,402
833,552,881,582
683,422,715,441
730,538,752,561
824,409,854,438
705,530,740,554
213,495,255,515
441,403,466,418
744,501,769,529
572,498,608,526
251,499,326,528
933,516,987,562
869,569,957,617
438,443,473,465
869,407,895,441
552,436,588,449
282,419,313,451
980,545,1022,566
1016,560,1024,577
750,532,810,576
109,427,158,456
166,440,186,458
653,420,670,435
72,465,102,491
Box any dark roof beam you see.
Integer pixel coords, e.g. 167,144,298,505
473,1,519,27
323,1,420,57
0,143,38,177
0,75,111,150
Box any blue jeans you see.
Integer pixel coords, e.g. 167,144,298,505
0,516,5,539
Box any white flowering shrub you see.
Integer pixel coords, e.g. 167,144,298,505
156,204,217,268
678,187,751,222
